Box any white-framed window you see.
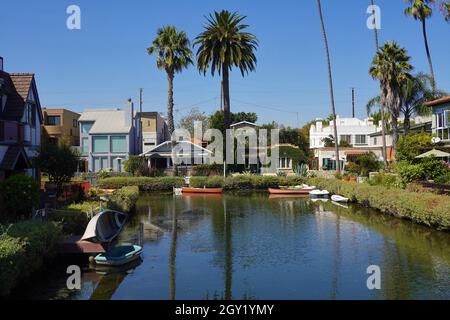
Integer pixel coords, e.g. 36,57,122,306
436,111,450,141
340,135,351,144
355,135,367,145
278,157,292,169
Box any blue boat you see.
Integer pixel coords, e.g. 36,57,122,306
94,244,143,266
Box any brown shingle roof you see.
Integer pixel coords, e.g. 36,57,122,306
0,145,31,171
423,95,450,107
0,71,34,121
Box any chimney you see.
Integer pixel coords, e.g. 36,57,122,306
124,99,133,127
351,87,355,118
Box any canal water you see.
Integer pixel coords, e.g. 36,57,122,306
12,193,450,300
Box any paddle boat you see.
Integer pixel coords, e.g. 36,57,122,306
81,209,128,243
331,195,349,203
309,189,330,197
94,244,143,266
182,187,223,194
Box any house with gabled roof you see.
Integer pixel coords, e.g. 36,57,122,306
0,57,43,180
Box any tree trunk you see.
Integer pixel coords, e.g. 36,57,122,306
317,0,340,173
222,63,231,130
391,115,399,151
403,113,411,134
422,19,436,93
167,71,175,135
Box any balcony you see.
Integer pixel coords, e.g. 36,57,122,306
0,120,24,143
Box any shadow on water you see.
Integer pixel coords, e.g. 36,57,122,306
10,192,450,300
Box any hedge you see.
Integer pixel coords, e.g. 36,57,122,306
0,221,63,296
98,177,183,191
107,186,139,213
308,177,450,231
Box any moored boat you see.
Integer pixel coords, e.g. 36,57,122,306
331,195,349,203
309,189,330,197
181,187,223,194
268,188,311,194
81,210,128,243
94,244,143,266
173,187,183,195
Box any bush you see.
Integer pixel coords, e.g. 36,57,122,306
396,132,434,163
98,177,183,191
192,164,223,176
396,162,426,184
367,173,404,189
0,175,40,221
345,163,361,175
396,157,450,184
123,156,146,176
434,171,450,184
308,177,450,231
0,221,63,296
190,176,224,188
107,186,139,213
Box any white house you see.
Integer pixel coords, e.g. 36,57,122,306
78,100,142,173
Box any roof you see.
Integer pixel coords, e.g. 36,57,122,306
230,121,258,128
141,140,212,157
0,145,31,170
79,109,131,134
0,72,35,121
424,95,450,107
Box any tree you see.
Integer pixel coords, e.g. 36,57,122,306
148,26,193,134
38,141,78,195
194,10,258,131
404,0,437,92
177,107,210,136
369,41,413,149
209,110,258,133
316,0,341,173
396,132,435,162
0,175,39,221
123,155,146,176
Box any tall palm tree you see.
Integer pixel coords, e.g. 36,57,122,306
148,26,193,134
404,0,436,92
369,42,413,149
370,0,388,165
194,10,258,131
316,0,341,173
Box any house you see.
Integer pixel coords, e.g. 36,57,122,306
138,111,169,154
42,108,80,146
312,147,384,171
0,57,43,180
141,140,212,176
78,100,142,173
425,95,450,146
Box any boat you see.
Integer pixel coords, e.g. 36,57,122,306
181,187,223,194
269,194,308,199
309,189,330,197
268,188,312,194
331,195,349,203
81,209,128,243
173,187,183,195
94,244,143,266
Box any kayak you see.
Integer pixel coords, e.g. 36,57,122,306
182,187,223,194
94,244,143,266
268,188,312,194
331,195,349,203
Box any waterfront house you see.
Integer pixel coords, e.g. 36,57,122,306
0,57,43,180
42,108,80,146
78,100,142,173
425,95,450,146
138,111,169,154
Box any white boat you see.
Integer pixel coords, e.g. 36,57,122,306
173,187,183,195
331,195,349,203
94,244,143,266
309,189,330,197
81,210,128,243
302,184,316,190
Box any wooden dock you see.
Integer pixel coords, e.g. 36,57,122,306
59,235,106,254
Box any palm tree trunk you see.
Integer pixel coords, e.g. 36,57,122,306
167,71,175,135
371,0,388,165
317,0,340,173
222,63,231,130
421,19,436,93
403,113,411,134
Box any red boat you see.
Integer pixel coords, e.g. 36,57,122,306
268,188,311,195
181,187,223,194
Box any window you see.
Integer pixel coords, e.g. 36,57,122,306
111,136,127,153
92,136,108,153
81,122,93,134
81,137,89,155
144,142,156,146
436,111,450,141
278,157,292,169
355,135,367,145
374,137,377,146
340,135,351,144
73,119,78,128
445,110,450,127
46,115,60,126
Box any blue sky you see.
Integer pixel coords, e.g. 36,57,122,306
1,0,449,127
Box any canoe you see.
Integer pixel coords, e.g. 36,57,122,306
94,244,143,266
268,188,311,194
81,210,128,243
331,195,349,203
181,187,223,194
269,194,309,199
309,190,330,197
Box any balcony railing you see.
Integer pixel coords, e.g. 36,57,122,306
0,120,24,143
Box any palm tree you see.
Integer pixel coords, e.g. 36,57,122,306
369,42,413,149
370,0,388,165
404,0,436,92
316,0,341,173
194,10,258,131
147,26,193,134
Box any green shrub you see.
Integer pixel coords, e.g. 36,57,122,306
123,156,147,176
0,175,40,221
396,158,450,184
396,132,434,162
192,164,223,176
397,162,426,184
419,157,449,181
98,177,183,191
308,177,450,231
107,186,139,213
0,221,63,296
345,162,361,175
367,173,404,189
434,171,450,184
190,176,224,188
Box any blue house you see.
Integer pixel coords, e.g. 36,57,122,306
78,100,142,173
426,95,450,145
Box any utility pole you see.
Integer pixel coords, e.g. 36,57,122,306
351,87,355,118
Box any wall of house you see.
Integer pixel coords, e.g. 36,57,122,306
432,103,450,143
43,109,80,146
